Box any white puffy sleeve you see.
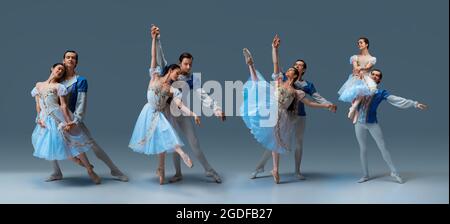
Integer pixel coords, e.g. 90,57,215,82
295,89,306,101
272,72,284,81
149,66,163,78
350,55,358,64
386,95,418,109
31,87,38,97
369,56,377,65
57,84,68,96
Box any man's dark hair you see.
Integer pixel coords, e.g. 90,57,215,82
63,50,79,62
372,68,383,80
178,52,193,63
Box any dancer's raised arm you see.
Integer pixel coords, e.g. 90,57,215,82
271,35,288,83
150,25,160,69
272,34,281,75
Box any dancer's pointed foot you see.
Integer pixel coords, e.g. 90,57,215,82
352,109,359,124
180,153,193,168
271,170,280,184
348,106,356,120
243,48,254,65
157,167,165,185
88,170,101,185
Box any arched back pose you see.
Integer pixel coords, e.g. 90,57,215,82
241,48,334,184
32,63,101,184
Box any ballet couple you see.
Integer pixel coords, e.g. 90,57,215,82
31,51,129,185
242,35,427,184
128,25,225,184
31,25,225,185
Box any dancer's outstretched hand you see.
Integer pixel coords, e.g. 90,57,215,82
417,103,427,110
326,104,335,111
329,104,338,113
215,110,226,122
194,115,201,126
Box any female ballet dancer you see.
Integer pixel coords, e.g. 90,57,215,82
338,37,378,123
129,27,198,185
241,48,333,184
31,63,101,184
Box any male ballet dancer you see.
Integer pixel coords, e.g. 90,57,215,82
353,69,427,184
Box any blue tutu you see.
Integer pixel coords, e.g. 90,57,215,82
337,74,372,103
338,55,378,103
31,85,92,160
129,72,184,155
129,102,184,155
240,71,295,154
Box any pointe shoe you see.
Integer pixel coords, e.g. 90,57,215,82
157,168,165,185
88,170,101,185
348,106,356,119
181,153,193,168
352,109,359,124
243,48,254,65
271,170,280,184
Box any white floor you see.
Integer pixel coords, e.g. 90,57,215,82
1,170,448,204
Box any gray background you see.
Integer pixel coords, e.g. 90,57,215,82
0,0,448,203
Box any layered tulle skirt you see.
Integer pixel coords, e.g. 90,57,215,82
338,74,377,103
129,103,184,155
240,71,297,154
31,110,92,160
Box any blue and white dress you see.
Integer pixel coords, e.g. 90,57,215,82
338,55,377,103
129,67,184,155
31,84,92,160
240,70,303,154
